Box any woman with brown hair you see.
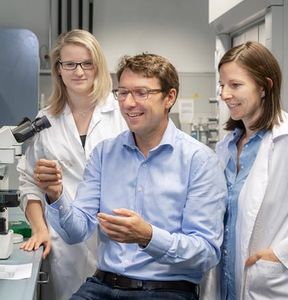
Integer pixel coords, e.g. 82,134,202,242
210,41,288,299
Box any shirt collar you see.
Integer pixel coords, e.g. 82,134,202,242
231,128,267,143
123,118,176,151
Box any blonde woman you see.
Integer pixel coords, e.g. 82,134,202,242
18,29,126,300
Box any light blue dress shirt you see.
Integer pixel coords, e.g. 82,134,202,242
46,120,227,283
216,128,266,299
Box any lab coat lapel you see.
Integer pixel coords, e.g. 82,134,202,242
235,133,271,298
87,110,101,136
64,105,84,142
87,98,117,136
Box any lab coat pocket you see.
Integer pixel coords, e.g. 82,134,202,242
246,259,288,299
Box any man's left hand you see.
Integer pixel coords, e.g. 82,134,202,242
97,208,152,247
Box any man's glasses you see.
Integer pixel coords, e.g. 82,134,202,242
112,88,164,102
58,60,94,70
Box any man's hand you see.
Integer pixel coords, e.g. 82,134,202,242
245,248,280,267
34,159,63,202
97,208,152,247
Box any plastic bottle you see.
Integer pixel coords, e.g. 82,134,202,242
191,124,199,140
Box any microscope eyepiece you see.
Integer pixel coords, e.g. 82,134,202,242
31,115,51,133
11,115,51,143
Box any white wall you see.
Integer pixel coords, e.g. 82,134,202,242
93,0,216,73
209,0,243,23
0,0,216,74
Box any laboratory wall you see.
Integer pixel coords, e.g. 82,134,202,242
0,0,217,73
92,0,215,73
0,0,219,140
90,0,219,143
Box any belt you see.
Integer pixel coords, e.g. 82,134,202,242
94,270,198,293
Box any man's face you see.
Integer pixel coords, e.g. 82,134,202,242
118,69,175,145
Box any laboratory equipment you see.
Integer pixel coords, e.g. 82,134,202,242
0,29,38,126
0,116,51,259
207,98,220,149
191,124,199,140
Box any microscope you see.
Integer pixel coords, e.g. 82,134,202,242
0,116,51,259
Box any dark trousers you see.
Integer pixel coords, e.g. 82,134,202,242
70,276,199,300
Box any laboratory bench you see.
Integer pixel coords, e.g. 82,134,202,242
0,242,44,300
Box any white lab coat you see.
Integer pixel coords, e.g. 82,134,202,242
18,94,127,300
200,112,288,300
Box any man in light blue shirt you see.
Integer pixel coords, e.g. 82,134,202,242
37,53,227,300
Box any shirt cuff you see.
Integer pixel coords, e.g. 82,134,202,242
45,191,71,216
143,225,172,258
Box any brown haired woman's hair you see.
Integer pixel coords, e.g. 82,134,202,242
48,29,112,116
218,41,282,131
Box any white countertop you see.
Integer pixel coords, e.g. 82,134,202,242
0,242,43,300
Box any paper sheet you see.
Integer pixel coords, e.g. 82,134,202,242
178,98,194,124
0,263,32,280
